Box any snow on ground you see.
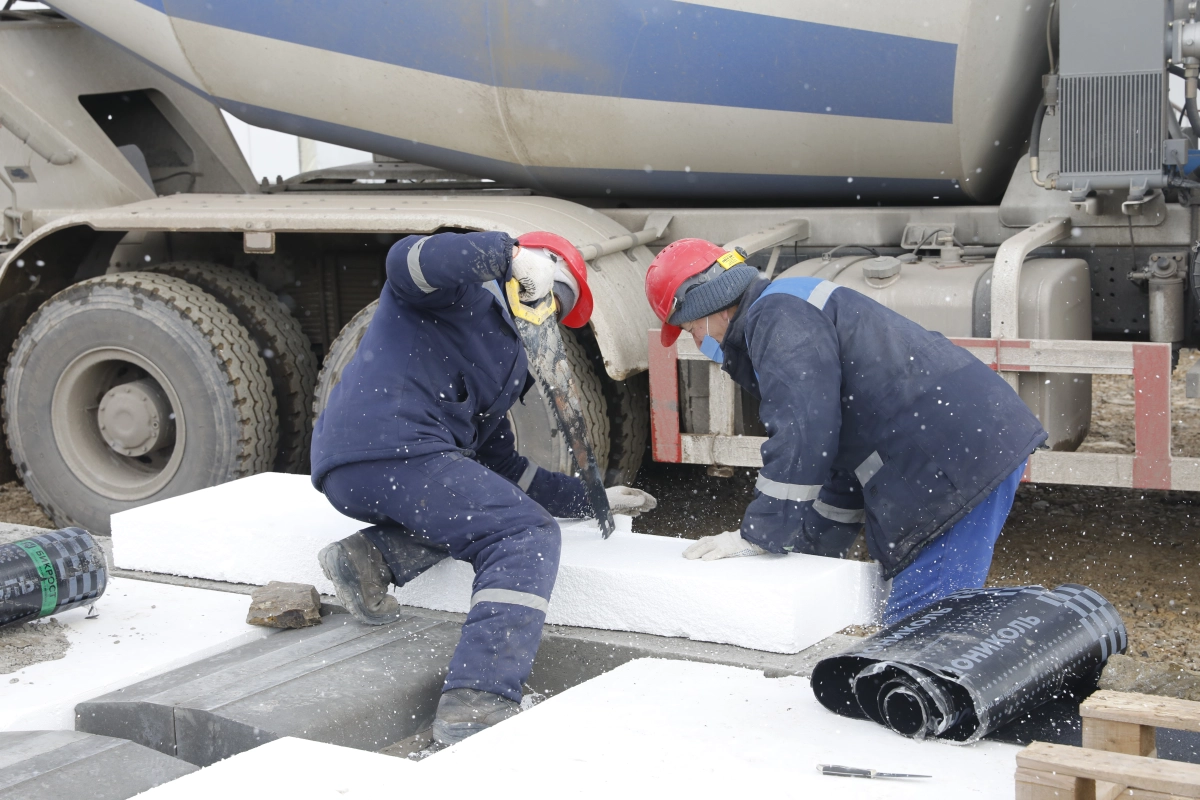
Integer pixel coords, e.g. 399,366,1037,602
0,577,273,731
112,473,882,653
140,658,1019,799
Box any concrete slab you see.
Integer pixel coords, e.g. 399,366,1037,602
112,472,882,653
76,614,462,766
0,577,273,731
137,660,1021,799
73,601,859,768
0,730,195,800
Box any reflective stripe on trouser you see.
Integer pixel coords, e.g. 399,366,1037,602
320,451,561,701
883,459,1026,625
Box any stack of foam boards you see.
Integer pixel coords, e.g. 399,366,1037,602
113,473,883,654
136,659,1020,799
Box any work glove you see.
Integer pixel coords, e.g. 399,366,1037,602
512,245,558,303
683,531,767,561
605,485,657,517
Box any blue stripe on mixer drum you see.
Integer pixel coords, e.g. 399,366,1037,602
149,0,957,124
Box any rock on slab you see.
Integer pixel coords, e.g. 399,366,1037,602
112,472,883,654
246,582,321,629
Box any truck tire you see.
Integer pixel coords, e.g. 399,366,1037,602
148,261,317,473
603,372,648,486
313,300,376,417
312,301,612,481
2,272,278,533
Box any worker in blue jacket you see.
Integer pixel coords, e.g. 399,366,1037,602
312,230,656,745
644,239,1046,625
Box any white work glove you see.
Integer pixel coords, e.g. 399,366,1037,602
683,531,767,561
512,246,558,303
605,485,657,517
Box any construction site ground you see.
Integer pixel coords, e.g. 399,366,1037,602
2,352,1198,671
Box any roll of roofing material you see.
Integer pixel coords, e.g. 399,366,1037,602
811,584,1126,744
0,528,107,628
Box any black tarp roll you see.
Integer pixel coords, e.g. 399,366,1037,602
811,584,1126,743
0,528,107,628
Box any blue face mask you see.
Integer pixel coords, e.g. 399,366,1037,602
700,335,725,364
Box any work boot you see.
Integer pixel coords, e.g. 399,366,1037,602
431,688,520,745
317,532,402,626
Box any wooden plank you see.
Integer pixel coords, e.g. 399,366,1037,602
1028,451,1134,488
1172,458,1200,491
1017,766,1095,800
950,337,1137,374
708,364,737,436
1017,742,1200,798
1082,691,1200,735
679,434,763,467
1082,717,1156,757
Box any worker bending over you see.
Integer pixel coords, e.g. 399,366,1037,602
312,231,656,745
645,239,1045,624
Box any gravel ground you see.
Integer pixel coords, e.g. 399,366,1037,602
0,351,1195,669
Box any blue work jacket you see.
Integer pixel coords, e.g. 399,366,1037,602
721,277,1047,578
311,231,587,517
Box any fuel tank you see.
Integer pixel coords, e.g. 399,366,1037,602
778,255,1092,451
50,0,1050,203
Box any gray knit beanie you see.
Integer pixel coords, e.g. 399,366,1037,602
668,265,758,325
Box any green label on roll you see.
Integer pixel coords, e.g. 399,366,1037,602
15,540,58,617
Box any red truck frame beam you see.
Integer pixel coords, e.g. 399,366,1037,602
649,332,1187,493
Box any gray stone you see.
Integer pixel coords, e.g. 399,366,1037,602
246,581,321,629
0,730,195,800
1099,653,1200,701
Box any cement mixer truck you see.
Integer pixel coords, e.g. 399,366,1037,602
1,0,1198,532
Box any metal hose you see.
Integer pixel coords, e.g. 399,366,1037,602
1028,103,1052,188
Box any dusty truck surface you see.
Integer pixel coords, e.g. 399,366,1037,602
2,0,1200,531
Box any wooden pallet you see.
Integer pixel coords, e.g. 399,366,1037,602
1016,690,1200,799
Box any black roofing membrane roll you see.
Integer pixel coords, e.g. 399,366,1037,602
811,584,1127,744
0,527,107,628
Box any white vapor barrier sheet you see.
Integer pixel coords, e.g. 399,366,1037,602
113,472,883,653
0,577,273,731
140,659,1019,799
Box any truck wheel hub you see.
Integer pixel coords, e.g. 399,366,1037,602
97,378,172,457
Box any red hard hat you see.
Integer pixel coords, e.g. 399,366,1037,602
517,231,593,328
645,238,730,346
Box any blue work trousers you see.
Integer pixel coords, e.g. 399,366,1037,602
321,452,560,702
882,461,1025,625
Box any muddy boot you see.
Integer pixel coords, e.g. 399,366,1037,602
431,688,520,745
317,532,402,626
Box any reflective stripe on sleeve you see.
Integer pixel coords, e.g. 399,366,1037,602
806,280,839,310
470,588,549,613
407,236,435,293
755,474,821,502
812,500,865,524
517,460,539,492
855,451,884,486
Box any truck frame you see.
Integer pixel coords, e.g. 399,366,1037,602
2,4,1199,532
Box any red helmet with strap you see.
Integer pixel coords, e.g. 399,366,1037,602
645,238,741,346
516,231,593,328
